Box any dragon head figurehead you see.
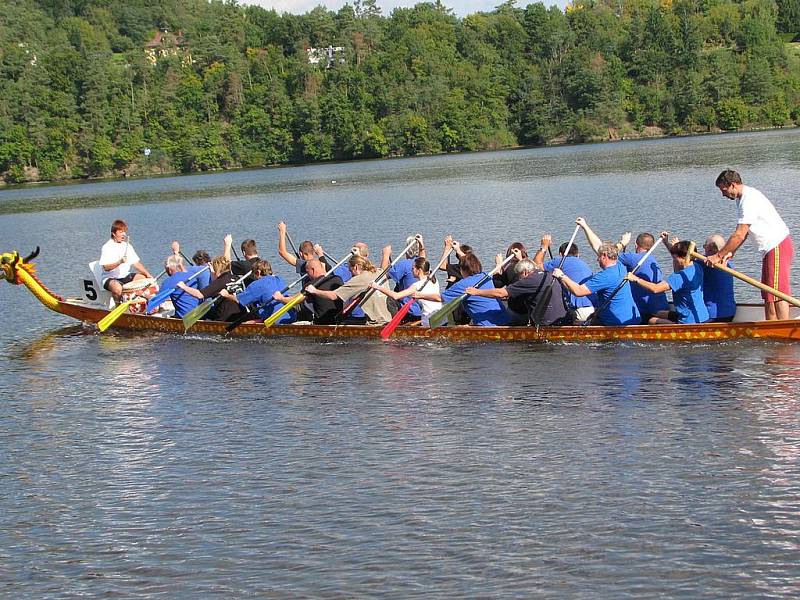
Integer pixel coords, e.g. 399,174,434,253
1,247,40,284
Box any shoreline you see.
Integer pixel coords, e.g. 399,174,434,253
1,124,797,191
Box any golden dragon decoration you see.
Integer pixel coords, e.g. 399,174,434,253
1,248,63,310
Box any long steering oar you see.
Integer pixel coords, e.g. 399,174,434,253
341,236,419,318
689,249,800,310
380,247,454,340
225,271,309,333
428,254,516,329
583,237,663,326
264,250,356,328
146,265,211,314
182,270,251,332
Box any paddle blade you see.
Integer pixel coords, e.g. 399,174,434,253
530,284,553,326
380,299,414,340
182,298,214,332
264,293,304,328
97,300,133,332
428,294,465,329
146,287,174,313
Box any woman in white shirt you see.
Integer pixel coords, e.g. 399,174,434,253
370,257,442,326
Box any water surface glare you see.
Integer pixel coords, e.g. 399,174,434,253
1,130,800,597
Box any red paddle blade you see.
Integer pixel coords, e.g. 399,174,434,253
380,299,414,340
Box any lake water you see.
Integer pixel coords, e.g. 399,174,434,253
2,130,800,597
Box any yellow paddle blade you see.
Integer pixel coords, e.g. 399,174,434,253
97,299,133,332
264,292,305,328
182,298,215,332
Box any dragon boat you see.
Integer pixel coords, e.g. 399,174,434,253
3,248,800,343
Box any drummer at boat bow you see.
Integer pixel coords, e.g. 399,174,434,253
552,241,641,326
99,219,153,302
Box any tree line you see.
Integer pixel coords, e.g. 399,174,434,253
1,0,798,184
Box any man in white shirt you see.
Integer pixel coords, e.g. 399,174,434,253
709,170,793,320
99,219,153,301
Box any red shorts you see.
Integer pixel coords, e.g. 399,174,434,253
761,235,793,302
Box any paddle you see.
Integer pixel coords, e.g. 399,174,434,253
380,248,454,340
428,254,516,329
225,271,309,333
285,229,301,258
182,270,251,332
340,236,420,318
558,225,581,270
263,250,356,328
689,249,800,309
582,237,663,326
97,296,137,332
146,265,211,314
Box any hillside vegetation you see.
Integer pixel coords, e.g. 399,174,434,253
1,0,799,183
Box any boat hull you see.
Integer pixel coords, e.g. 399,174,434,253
53,299,800,342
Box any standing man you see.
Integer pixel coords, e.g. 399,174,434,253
99,219,153,302
709,169,793,320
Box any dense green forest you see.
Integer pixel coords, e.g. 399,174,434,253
0,0,798,183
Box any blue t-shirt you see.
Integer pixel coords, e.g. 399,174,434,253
389,257,422,317
186,265,212,289
619,252,669,315
162,271,201,318
544,256,594,309
666,263,709,324
584,262,641,326
701,261,736,320
442,273,513,326
236,275,295,323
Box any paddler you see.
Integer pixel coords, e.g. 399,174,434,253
552,241,641,326
626,234,709,324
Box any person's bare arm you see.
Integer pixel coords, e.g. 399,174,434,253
708,224,749,265
223,234,233,262
177,281,204,299
626,272,670,294
465,286,508,299
380,245,391,270
277,222,298,266
551,268,592,297
417,235,426,259
576,217,602,255
305,284,339,301
132,261,152,279
533,234,550,269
